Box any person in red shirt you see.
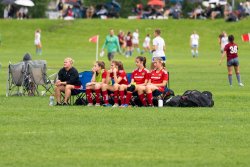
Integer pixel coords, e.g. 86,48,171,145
86,61,108,107
102,60,128,107
125,31,133,57
219,35,244,87
138,57,168,106
120,56,149,107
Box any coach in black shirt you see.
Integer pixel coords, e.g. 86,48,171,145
55,57,81,105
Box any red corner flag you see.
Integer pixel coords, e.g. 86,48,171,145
89,35,99,43
242,33,250,42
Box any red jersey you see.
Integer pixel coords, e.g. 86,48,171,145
131,68,149,85
110,70,128,85
148,69,168,92
224,42,238,61
118,34,124,45
125,35,132,47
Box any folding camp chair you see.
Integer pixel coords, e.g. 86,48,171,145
27,60,50,96
6,62,26,96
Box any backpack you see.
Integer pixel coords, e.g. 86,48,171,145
165,90,214,107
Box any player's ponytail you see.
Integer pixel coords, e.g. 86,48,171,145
136,56,147,68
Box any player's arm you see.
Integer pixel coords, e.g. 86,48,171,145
219,51,226,65
152,80,167,87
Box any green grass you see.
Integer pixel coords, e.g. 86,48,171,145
0,18,250,167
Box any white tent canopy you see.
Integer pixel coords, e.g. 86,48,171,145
15,0,34,7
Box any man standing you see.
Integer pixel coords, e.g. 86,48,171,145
190,31,199,58
101,29,121,61
152,29,166,62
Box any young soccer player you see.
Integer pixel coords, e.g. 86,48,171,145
125,31,133,57
34,29,42,55
141,34,151,55
190,31,199,58
86,61,108,106
102,61,128,107
120,56,149,107
219,35,244,87
138,57,168,106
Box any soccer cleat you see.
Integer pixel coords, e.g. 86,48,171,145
120,104,129,108
239,83,244,87
62,102,69,106
112,104,119,108
103,103,112,107
95,103,101,107
56,102,62,106
87,103,93,107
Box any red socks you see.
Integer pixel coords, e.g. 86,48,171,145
86,89,93,104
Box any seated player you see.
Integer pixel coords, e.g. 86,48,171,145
120,56,149,107
86,61,108,106
101,60,128,107
137,57,168,106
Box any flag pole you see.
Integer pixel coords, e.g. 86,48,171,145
96,35,99,61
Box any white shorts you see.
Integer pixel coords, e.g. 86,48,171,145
132,39,139,45
143,43,150,48
34,40,40,45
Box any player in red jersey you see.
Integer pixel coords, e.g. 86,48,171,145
102,60,128,107
125,31,133,57
219,35,244,87
86,61,108,107
119,56,149,107
138,57,168,106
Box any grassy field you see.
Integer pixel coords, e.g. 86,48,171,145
0,18,250,167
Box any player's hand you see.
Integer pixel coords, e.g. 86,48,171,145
113,68,117,73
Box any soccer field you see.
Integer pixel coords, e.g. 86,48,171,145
0,19,250,167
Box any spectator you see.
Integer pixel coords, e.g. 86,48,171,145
86,61,108,107
16,7,28,20
64,6,74,19
22,53,35,96
57,0,64,19
190,5,203,19
211,3,223,20
223,3,233,19
219,35,244,87
86,5,95,19
55,57,82,105
96,5,107,18
101,29,121,61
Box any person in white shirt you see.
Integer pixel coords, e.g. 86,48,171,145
34,29,42,55
152,29,166,62
132,29,141,54
219,31,228,54
190,31,199,58
141,34,151,55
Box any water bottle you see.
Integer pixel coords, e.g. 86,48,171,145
49,95,54,106
158,99,163,107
